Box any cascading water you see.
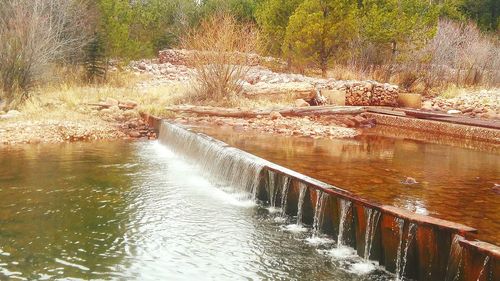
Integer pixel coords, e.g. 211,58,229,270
279,176,291,216
476,256,490,281
445,235,465,281
337,199,352,247
363,208,381,260
296,183,307,225
267,171,278,208
395,220,417,281
312,191,327,237
159,122,264,199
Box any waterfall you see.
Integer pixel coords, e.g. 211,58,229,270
476,256,490,281
159,122,264,199
395,220,417,281
363,208,381,260
337,199,352,247
279,176,291,216
445,235,465,281
312,191,327,237
267,171,278,208
296,183,307,225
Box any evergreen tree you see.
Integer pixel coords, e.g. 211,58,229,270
283,0,358,76
84,34,107,83
255,0,303,56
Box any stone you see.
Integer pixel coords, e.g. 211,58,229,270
402,177,418,185
129,131,141,138
447,109,461,114
0,110,21,119
270,112,283,120
295,99,310,107
422,101,433,111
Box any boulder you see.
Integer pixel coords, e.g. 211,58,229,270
447,109,461,114
295,99,310,107
270,111,283,120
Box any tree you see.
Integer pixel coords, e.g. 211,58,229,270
283,0,358,76
0,0,91,106
255,0,303,56
84,33,107,83
359,0,439,65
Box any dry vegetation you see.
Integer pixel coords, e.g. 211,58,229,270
180,13,258,105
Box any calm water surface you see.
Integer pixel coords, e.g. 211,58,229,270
195,125,500,245
0,141,393,280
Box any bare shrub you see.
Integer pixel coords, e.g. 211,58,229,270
399,19,500,91
181,13,258,103
0,0,91,107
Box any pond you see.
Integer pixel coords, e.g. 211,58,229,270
194,125,500,245
0,141,394,280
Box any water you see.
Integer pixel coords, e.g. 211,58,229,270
364,208,381,260
312,191,327,237
296,183,307,225
395,221,417,281
0,141,395,280
194,125,500,245
445,235,464,281
337,199,353,248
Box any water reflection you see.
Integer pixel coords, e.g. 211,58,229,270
0,141,394,280
195,125,500,245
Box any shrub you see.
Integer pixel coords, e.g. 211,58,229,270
181,13,258,103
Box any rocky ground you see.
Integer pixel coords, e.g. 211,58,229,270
172,112,377,139
130,49,400,106
423,89,499,119
0,98,156,146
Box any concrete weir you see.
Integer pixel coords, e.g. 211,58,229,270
157,120,499,281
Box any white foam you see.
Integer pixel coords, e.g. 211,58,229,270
283,224,308,233
328,246,357,259
347,261,378,275
267,207,281,214
273,216,287,223
305,236,334,245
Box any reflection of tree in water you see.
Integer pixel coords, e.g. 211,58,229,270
0,141,136,280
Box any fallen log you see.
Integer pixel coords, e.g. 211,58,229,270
164,105,365,118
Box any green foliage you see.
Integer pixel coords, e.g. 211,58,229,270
84,34,107,83
459,0,499,32
198,0,258,23
255,0,303,55
283,0,358,75
360,0,439,63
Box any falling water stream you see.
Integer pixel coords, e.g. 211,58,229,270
364,208,381,260
395,220,417,281
337,199,353,248
445,235,465,281
296,183,307,225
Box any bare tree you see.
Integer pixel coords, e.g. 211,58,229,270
0,0,91,107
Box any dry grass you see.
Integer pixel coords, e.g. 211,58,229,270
6,70,189,123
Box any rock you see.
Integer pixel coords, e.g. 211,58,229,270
447,109,461,114
422,101,433,111
353,115,366,125
0,110,21,119
129,131,141,138
295,99,310,107
270,112,283,120
402,177,418,185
